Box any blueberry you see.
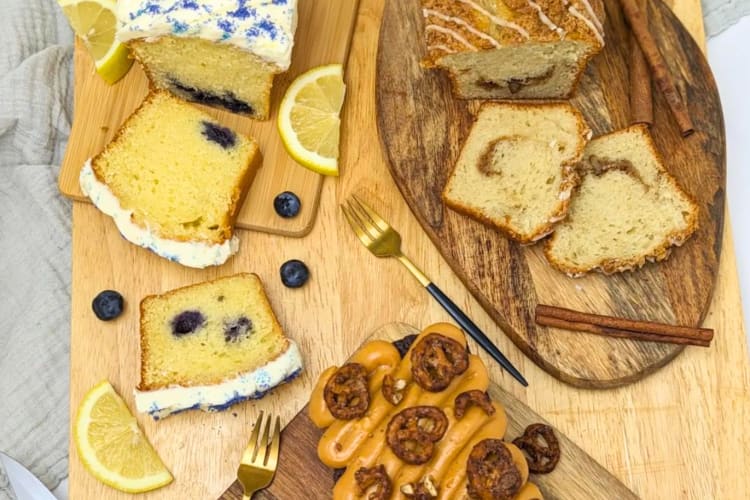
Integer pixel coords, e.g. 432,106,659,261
92,290,124,321
171,310,206,336
224,316,253,342
280,259,310,288
273,191,301,218
201,121,236,149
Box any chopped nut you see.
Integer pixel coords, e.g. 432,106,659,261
423,476,438,497
400,475,439,499
400,483,415,495
382,375,408,406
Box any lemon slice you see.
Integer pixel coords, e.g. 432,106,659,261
278,64,346,176
58,0,134,84
74,380,173,493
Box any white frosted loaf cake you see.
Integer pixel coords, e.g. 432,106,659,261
135,273,303,419
420,0,605,99
79,91,261,268
117,0,298,119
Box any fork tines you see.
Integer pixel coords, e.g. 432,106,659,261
241,411,281,469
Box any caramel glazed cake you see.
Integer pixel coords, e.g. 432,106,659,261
117,0,297,119
421,0,605,99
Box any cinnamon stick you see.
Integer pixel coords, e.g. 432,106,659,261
618,0,694,136
628,0,653,126
535,304,713,347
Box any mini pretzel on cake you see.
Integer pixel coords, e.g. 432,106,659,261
309,323,546,500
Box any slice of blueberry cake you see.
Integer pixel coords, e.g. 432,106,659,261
116,0,298,119
135,273,303,419
79,91,262,268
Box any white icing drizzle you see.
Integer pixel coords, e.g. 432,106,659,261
425,24,477,51
527,0,565,38
430,43,457,54
577,0,604,32
79,160,239,269
134,341,304,419
568,5,604,45
454,0,530,39
423,8,501,48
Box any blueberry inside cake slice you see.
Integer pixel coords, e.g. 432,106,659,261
135,273,303,419
116,0,298,119
79,91,262,268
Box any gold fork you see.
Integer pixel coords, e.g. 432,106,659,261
236,411,281,499
342,195,528,387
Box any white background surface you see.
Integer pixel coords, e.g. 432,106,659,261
707,17,750,341
45,17,750,500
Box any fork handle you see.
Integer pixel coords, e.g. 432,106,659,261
425,283,529,387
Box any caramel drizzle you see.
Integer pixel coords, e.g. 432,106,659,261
425,24,478,51
310,324,537,499
423,8,502,48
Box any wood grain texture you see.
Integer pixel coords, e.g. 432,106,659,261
218,323,637,500
375,0,725,388
67,0,750,498
58,0,360,237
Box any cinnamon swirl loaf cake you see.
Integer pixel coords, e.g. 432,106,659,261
443,102,590,243
544,125,699,275
420,0,605,99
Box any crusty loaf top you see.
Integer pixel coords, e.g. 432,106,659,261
421,0,605,62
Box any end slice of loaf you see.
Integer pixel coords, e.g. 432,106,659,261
420,0,605,100
544,124,699,275
443,102,590,243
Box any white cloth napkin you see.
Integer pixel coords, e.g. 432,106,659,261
0,0,73,492
703,0,750,36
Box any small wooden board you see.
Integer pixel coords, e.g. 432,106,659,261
58,0,360,237
218,323,637,499
376,0,725,387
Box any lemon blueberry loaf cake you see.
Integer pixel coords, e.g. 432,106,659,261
545,125,699,275
117,0,298,119
443,102,590,243
421,0,605,99
79,91,261,268
135,273,303,419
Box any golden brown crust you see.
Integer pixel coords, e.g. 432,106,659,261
543,124,700,275
420,0,605,65
137,273,288,390
442,101,589,244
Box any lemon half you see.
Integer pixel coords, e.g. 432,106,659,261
278,64,346,176
74,380,172,493
58,0,133,84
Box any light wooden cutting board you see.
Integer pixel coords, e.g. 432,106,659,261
58,0,360,237
376,0,725,388
67,0,750,498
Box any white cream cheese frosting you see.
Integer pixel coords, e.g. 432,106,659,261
134,341,304,419
79,160,239,268
116,0,298,70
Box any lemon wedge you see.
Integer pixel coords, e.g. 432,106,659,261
58,0,134,84
74,380,173,493
278,64,346,176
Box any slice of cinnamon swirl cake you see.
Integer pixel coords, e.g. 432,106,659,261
420,0,605,99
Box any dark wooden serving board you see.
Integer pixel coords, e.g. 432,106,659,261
375,0,725,388
219,323,637,499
